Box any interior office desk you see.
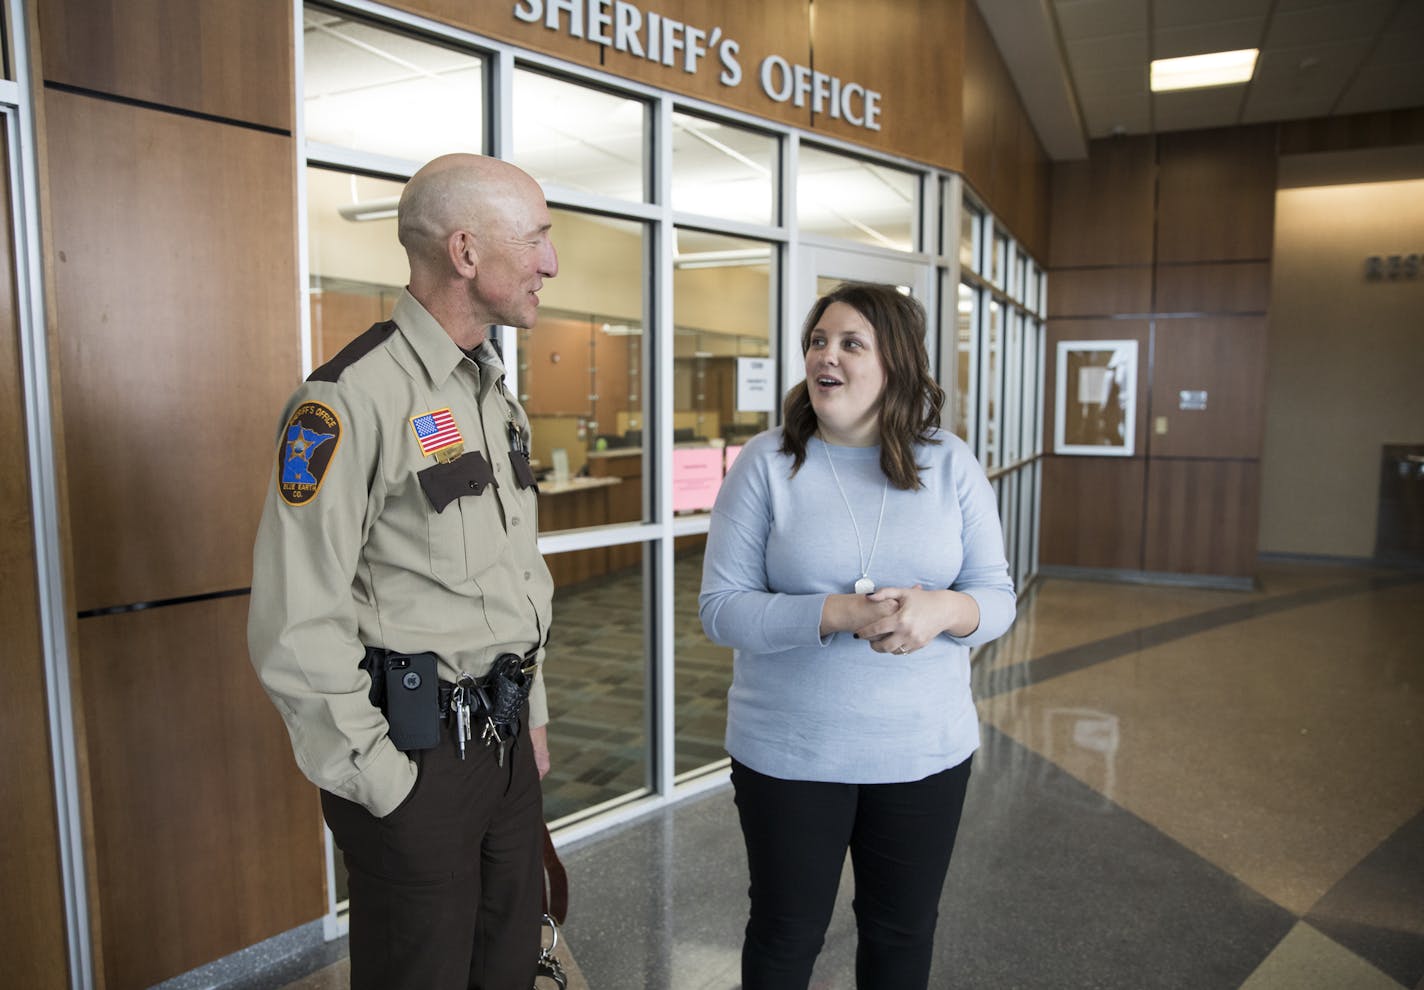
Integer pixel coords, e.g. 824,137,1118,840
537,474,625,587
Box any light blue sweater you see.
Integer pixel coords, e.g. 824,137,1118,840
699,428,1015,783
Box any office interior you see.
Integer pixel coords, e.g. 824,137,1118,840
2,0,1421,987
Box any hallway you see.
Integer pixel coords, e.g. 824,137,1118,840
266,561,1424,989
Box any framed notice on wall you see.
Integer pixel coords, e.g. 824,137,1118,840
1053,340,1137,456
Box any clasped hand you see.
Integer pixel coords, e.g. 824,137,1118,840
854,586,979,655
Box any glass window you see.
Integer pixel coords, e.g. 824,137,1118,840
959,201,980,272
1017,466,1035,586
796,144,916,251
306,167,407,360
1003,311,1022,465
672,113,777,226
1014,250,1029,303
303,9,484,162
980,298,1003,468
673,230,773,464
521,209,648,528
990,228,1007,288
1021,316,1039,460
543,551,651,822
672,228,773,773
529,212,650,822
954,282,977,443
513,70,647,202
1001,471,1019,585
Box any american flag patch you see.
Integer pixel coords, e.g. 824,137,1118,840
410,408,463,456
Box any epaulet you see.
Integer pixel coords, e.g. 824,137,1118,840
308,321,398,383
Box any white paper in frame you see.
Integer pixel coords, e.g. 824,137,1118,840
1053,339,1138,456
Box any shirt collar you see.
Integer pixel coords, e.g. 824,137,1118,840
391,289,509,389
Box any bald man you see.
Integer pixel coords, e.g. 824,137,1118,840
249,154,559,989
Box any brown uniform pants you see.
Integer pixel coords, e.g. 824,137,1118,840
321,717,544,990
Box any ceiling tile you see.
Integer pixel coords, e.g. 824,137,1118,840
1053,0,1148,40
1370,0,1424,63
1074,65,1152,97
1083,94,1154,137
1066,32,1151,72
1247,39,1370,105
1153,19,1267,59
1153,0,1272,30
1334,61,1424,114
1274,0,1364,10
1266,1,1395,47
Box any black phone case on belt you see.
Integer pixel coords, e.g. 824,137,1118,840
383,651,441,751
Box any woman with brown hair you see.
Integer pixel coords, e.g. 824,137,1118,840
700,281,1016,989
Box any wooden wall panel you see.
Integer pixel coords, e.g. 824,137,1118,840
77,597,324,990
960,2,1050,256
1044,319,1151,461
45,90,300,611
1156,125,1277,263
1040,456,1145,570
390,0,829,140
1278,108,1424,156
811,0,964,172
960,3,996,197
37,0,293,132
1149,318,1267,459
1143,459,1260,576
1154,262,1270,315
1046,267,1151,318
0,133,70,987
1049,136,1155,268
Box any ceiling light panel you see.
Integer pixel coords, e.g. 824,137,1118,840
1150,48,1260,91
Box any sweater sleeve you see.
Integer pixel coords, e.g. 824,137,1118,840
945,443,1016,648
699,440,828,653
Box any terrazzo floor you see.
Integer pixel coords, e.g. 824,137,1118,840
246,560,1423,989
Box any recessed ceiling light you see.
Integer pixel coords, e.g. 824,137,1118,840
1150,49,1259,92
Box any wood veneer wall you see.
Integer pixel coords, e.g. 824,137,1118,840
33,1,324,986
0,125,71,987
1044,127,1276,580
387,0,1049,256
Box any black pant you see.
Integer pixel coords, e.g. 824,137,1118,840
321,718,544,990
731,757,973,990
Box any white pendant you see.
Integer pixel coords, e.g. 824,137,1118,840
854,577,875,595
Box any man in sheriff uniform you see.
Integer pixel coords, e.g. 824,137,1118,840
248,153,559,990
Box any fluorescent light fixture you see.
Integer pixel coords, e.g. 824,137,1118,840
1150,49,1258,92
672,248,772,270
338,197,400,222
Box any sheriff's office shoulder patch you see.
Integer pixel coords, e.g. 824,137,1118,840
279,401,341,506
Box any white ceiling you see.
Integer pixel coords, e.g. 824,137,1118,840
977,0,1424,160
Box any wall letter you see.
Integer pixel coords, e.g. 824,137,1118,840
863,89,881,131
760,55,792,102
587,0,613,45
613,1,644,57
547,0,584,38
719,39,742,86
514,0,542,24
841,81,865,126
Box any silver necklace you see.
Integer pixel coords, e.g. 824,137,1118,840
821,439,888,594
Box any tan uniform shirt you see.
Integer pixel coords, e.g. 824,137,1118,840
248,290,554,817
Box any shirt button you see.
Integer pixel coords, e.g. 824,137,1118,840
511,516,521,526
523,571,531,581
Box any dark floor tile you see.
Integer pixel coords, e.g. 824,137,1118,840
1306,809,1424,988
931,725,1299,989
